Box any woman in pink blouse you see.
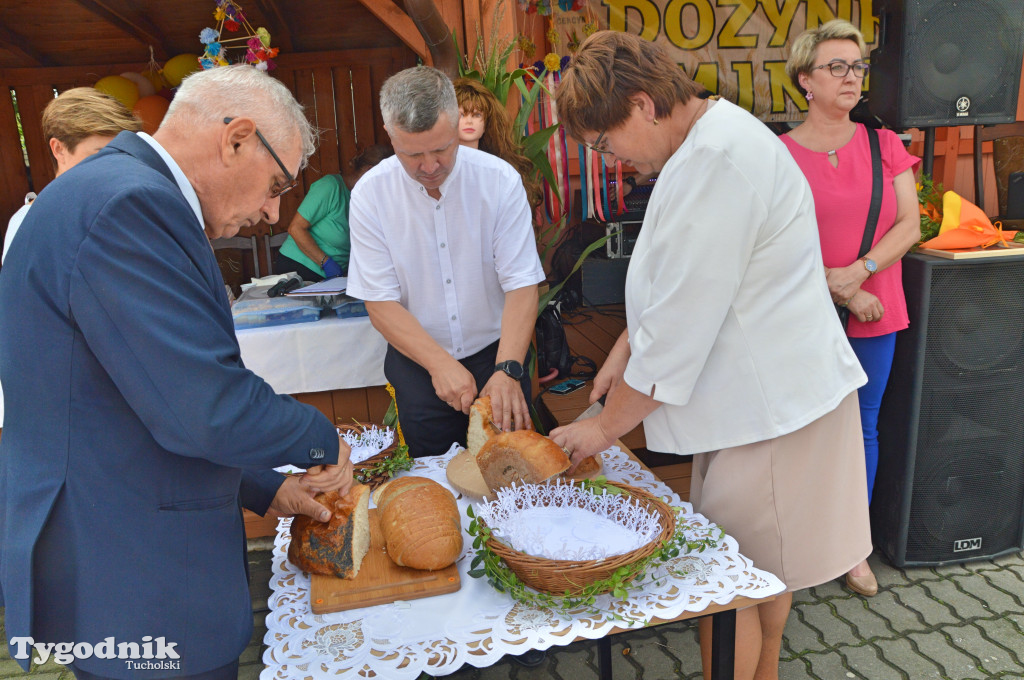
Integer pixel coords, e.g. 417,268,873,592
782,19,921,598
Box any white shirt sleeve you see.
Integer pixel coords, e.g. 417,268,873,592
491,172,545,293
623,144,767,406
346,183,401,303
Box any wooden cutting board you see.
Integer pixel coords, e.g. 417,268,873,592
309,508,461,614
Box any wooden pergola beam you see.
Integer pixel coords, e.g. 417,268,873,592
249,0,294,53
354,0,429,64
67,0,171,59
0,25,53,67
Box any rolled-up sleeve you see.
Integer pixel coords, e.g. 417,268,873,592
491,173,545,292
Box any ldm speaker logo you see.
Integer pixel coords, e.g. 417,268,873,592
954,537,982,553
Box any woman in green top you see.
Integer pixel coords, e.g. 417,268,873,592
274,144,393,281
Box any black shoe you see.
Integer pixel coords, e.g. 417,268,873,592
511,649,547,668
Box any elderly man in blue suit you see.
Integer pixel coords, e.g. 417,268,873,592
0,66,354,679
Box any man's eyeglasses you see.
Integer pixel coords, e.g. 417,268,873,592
586,129,611,154
812,61,870,78
223,117,298,198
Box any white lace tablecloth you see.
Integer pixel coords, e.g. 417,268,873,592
261,445,786,679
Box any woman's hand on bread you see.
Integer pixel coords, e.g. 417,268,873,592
268,476,333,523
550,418,615,468
300,435,354,496
431,357,477,414
480,371,531,432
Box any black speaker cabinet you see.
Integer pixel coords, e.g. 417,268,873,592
873,252,1024,566
869,0,1024,128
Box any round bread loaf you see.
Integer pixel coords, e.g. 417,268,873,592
373,476,463,571
288,483,371,579
475,430,570,492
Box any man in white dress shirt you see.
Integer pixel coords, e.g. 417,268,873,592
347,66,545,457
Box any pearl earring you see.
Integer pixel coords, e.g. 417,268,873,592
653,119,659,126
806,91,814,101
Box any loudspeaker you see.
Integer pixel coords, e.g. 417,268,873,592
869,0,1024,128
873,252,1024,566
581,255,628,306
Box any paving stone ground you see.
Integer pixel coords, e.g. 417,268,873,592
2,548,1021,679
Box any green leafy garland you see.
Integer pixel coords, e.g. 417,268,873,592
465,477,723,621
354,443,412,485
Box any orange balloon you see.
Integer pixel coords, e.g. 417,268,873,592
133,95,170,134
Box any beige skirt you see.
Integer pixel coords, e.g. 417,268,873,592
689,391,871,592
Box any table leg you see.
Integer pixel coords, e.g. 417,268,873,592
597,636,612,680
710,609,736,680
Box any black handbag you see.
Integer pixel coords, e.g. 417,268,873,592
835,125,883,330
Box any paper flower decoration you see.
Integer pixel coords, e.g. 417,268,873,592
198,0,278,71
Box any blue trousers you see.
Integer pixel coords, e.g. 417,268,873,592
847,332,897,504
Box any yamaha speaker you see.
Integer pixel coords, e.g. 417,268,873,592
872,252,1024,566
869,0,1024,128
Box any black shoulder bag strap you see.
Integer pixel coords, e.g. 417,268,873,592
859,126,883,259
837,126,883,330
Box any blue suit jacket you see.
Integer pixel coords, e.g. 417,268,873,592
0,132,339,677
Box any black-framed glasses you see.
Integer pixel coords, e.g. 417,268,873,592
586,129,611,154
812,61,870,78
223,116,298,198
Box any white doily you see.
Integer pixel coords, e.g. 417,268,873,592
261,444,786,679
475,480,662,560
339,425,395,465
275,426,395,474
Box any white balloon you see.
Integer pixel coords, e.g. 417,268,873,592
121,72,155,98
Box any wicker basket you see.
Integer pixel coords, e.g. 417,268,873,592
480,481,676,596
339,423,405,490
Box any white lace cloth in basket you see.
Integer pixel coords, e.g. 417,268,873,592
476,481,662,560
261,444,786,679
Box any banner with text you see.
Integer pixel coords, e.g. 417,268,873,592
547,0,876,122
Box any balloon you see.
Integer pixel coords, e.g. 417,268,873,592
94,75,139,110
162,54,201,87
120,71,155,98
133,95,170,135
142,68,167,92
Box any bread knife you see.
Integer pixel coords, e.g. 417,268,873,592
573,395,606,422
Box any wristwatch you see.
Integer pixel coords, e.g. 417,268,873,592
860,256,878,276
494,360,524,381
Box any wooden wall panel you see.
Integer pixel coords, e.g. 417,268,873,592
331,66,356,165
0,88,31,236
348,64,375,151
312,66,342,177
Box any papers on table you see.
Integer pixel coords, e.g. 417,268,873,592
285,276,347,296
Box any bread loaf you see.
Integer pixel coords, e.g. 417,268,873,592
560,451,604,480
373,476,463,571
476,430,570,492
467,396,500,457
288,484,371,579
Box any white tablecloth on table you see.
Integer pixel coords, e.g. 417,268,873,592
261,445,786,679
235,316,387,395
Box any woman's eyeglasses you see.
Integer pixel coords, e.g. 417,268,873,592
223,117,299,198
812,61,870,78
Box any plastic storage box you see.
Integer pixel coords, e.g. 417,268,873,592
328,294,368,319
232,284,324,329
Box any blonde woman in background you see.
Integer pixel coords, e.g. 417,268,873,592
3,88,142,263
782,19,920,598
